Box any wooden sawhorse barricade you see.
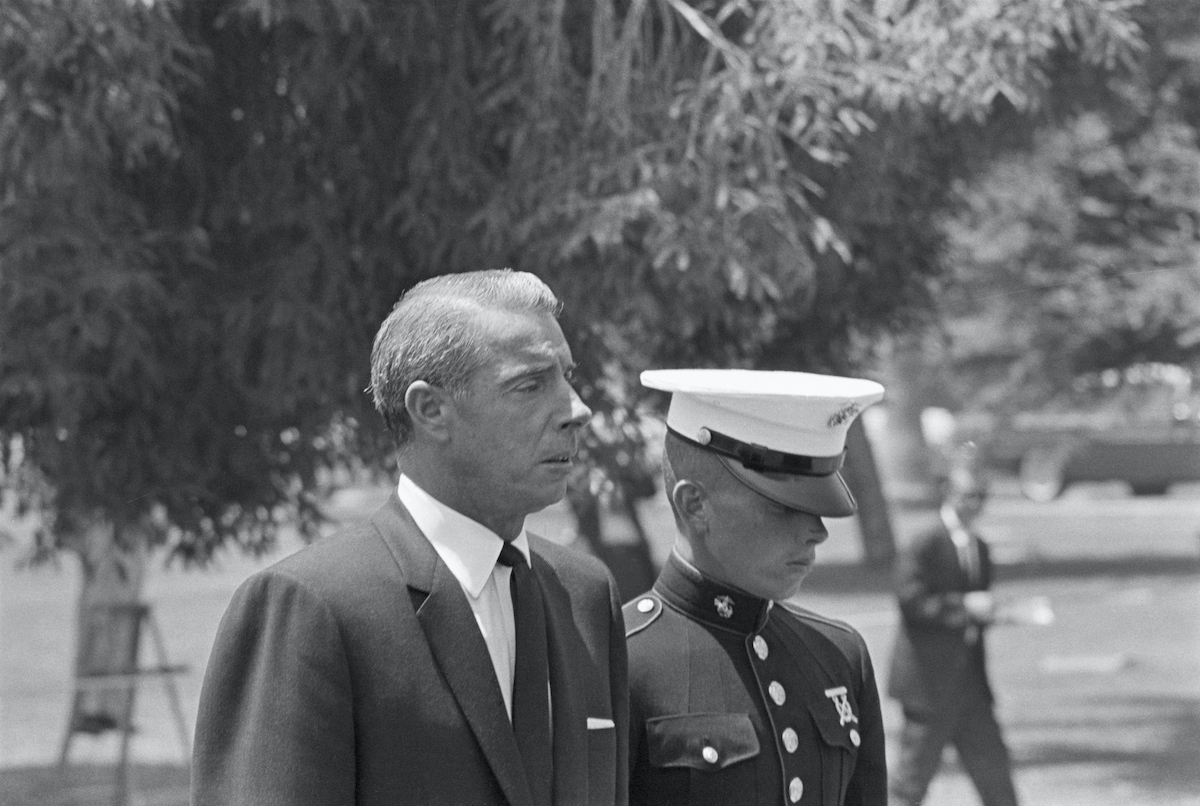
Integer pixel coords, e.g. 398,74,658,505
58,602,191,806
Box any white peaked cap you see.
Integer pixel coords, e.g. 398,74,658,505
641,369,885,517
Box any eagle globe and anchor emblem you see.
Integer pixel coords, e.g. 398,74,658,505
714,595,735,619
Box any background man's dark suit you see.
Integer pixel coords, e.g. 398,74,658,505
886,516,1018,806
193,494,629,806
887,520,995,709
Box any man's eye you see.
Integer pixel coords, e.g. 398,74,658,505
564,367,576,383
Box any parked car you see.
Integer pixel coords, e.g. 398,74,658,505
952,365,1200,502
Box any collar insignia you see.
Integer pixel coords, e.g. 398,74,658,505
824,685,858,726
714,595,734,619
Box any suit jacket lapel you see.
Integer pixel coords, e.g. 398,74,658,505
371,495,532,806
533,552,590,803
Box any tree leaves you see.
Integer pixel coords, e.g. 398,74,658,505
0,0,1152,561
940,51,1200,414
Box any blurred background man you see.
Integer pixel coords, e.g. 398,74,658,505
886,443,1019,806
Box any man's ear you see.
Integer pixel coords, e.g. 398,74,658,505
670,479,709,536
404,381,452,442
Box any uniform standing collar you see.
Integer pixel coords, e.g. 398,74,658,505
654,552,771,635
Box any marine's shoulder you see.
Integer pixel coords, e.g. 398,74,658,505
622,591,665,638
778,601,857,632
777,601,870,655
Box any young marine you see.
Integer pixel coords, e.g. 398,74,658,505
625,369,888,806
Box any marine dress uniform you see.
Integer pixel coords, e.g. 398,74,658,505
625,555,887,806
626,369,890,806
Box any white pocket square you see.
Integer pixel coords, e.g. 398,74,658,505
587,717,615,730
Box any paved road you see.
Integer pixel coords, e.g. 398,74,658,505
2,481,1197,804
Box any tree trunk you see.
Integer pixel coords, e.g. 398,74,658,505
878,343,940,508
565,481,658,602
565,482,604,554
842,418,896,568
611,487,660,600
68,518,150,734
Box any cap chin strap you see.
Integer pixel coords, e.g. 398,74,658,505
715,454,859,517
669,427,846,477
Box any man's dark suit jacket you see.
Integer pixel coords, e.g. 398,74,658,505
192,494,629,806
886,520,995,712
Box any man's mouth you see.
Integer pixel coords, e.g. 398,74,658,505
542,453,573,464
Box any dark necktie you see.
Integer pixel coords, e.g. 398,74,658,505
951,525,981,588
497,542,553,806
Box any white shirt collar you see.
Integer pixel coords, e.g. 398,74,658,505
397,474,530,598
941,503,970,544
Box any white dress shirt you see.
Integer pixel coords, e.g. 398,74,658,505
941,504,981,586
397,474,529,720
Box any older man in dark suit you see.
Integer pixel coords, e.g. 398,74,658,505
192,270,629,806
886,445,1019,806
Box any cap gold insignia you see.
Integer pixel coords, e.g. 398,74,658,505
714,595,734,619
827,402,861,428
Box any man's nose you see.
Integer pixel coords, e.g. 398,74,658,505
561,384,592,430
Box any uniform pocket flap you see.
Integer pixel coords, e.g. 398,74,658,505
646,713,760,771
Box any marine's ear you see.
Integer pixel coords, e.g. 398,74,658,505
670,478,709,537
